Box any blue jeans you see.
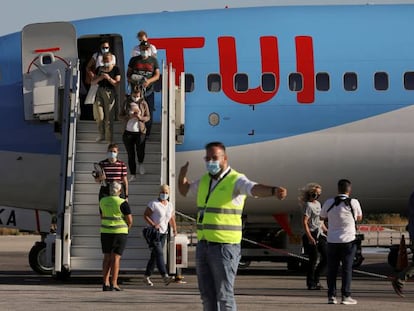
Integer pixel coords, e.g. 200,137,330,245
145,233,167,276
196,241,241,311
327,241,357,298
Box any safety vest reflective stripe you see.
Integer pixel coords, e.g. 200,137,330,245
101,216,123,220
199,207,243,215
101,224,128,229
197,224,243,230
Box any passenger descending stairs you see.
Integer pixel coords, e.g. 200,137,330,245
70,120,162,271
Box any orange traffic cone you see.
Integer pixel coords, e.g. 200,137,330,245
396,234,409,271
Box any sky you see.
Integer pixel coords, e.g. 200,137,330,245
1,0,414,36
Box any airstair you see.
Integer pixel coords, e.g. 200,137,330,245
54,62,185,277
69,121,162,270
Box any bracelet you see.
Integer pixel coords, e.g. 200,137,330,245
271,187,276,196
125,195,129,198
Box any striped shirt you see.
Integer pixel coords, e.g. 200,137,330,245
98,159,127,182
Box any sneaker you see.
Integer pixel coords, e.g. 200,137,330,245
328,296,337,304
341,296,357,305
129,175,136,182
143,276,153,287
138,164,145,175
163,275,173,286
392,279,405,298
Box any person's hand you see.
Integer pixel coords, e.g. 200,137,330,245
275,187,287,200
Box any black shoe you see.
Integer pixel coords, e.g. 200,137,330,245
102,284,113,291
308,284,323,290
392,279,405,297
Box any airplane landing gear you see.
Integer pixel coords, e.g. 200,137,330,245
28,241,54,274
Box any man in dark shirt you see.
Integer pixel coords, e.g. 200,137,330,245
127,41,160,138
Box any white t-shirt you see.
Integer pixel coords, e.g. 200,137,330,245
125,103,140,132
131,43,157,57
320,195,362,243
303,200,323,234
147,199,174,234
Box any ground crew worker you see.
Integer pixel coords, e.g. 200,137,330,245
100,181,133,292
178,141,287,311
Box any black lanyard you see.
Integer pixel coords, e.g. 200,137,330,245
204,168,231,205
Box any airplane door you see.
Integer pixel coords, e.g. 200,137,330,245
77,35,125,120
22,22,77,121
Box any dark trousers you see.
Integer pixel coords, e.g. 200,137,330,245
327,241,357,298
122,130,146,175
145,92,154,136
303,232,327,287
145,233,168,277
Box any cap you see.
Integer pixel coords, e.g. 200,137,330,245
139,41,150,49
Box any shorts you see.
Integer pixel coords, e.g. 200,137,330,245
101,233,128,255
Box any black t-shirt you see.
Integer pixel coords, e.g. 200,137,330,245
128,56,159,94
95,65,121,89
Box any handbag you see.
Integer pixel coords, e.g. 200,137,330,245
143,227,161,245
84,84,98,105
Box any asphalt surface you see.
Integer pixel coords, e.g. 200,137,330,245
0,235,412,311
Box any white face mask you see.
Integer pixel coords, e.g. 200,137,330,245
104,62,111,67
131,96,139,102
159,193,169,201
107,152,117,160
141,50,149,58
101,47,110,53
206,160,221,175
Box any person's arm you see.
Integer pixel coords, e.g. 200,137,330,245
144,207,159,229
178,162,191,196
86,56,96,82
140,101,151,122
122,175,128,200
303,214,316,245
169,213,177,236
143,68,160,88
250,184,287,200
124,214,133,229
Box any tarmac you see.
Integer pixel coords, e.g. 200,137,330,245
0,235,412,311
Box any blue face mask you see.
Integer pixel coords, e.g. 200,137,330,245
159,193,169,201
107,152,117,160
206,161,221,175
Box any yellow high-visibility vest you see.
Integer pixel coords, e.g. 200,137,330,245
196,169,246,243
100,196,128,234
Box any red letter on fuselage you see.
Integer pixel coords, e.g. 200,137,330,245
295,36,315,104
218,36,280,105
150,37,205,85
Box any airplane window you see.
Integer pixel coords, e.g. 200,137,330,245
235,73,248,92
316,72,330,91
344,72,358,91
154,74,162,92
404,72,414,90
288,73,303,92
262,73,276,92
208,74,221,92
185,74,194,92
374,72,388,91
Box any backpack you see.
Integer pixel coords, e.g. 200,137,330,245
327,196,357,229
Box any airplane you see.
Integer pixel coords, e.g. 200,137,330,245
0,1,413,277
